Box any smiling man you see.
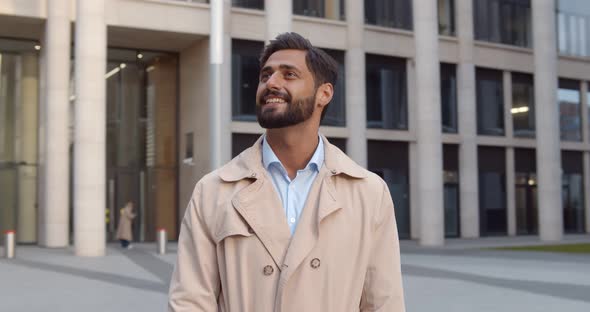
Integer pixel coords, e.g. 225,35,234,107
168,32,405,312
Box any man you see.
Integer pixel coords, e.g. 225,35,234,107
169,32,405,311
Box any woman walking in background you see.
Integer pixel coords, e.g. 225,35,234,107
116,201,136,249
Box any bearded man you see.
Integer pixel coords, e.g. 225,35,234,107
168,32,406,312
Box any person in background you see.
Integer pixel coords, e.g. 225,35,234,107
116,201,136,249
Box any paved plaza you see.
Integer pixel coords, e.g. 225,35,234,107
1,235,589,312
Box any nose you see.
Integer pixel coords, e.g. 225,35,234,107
265,71,283,91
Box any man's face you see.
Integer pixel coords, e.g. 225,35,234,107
256,49,317,129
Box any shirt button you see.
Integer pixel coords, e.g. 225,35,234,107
330,169,337,175
263,265,274,276
290,218,296,223
310,258,320,269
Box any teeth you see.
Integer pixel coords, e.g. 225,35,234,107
266,98,285,104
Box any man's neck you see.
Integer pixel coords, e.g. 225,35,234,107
265,122,320,180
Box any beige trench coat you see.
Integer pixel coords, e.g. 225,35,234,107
116,203,136,241
169,136,405,311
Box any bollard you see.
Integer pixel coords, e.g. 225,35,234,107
157,228,167,255
4,230,15,259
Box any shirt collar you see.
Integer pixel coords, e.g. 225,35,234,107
262,134,324,172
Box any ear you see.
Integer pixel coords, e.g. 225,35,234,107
315,83,334,109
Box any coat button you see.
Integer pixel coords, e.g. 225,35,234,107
330,169,337,175
310,258,320,269
263,265,274,276
250,172,257,178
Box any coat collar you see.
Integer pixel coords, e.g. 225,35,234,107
217,134,368,182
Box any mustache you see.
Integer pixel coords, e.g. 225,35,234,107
259,90,291,105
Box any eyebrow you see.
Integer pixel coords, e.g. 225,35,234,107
260,64,302,74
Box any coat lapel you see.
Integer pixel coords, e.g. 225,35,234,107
278,166,342,283
231,174,292,270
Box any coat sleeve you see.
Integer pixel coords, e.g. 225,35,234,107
168,184,221,312
359,180,406,312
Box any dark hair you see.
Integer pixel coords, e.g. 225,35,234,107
259,32,338,121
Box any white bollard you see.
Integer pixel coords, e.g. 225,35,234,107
4,230,15,259
157,228,167,255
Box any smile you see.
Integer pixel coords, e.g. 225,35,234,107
265,97,287,104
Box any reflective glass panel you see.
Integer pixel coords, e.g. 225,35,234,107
473,0,532,48
366,54,408,130
476,68,505,136
512,73,535,137
294,0,345,20
365,0,413,30
557,0,590,57
558,79,582,141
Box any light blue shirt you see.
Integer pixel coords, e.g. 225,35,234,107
262,135,324,235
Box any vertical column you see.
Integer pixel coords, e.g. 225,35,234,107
456,0,479,238
533,0,562,241
408,60,420,239
74,0,107,256
265,0,292,42
209,0,223,170
506,147,516,235
345,0,367,167
582,82,590,233
504,72,516,236
413,0,444,246
17,53,39,243
220,0,232,165
40,0,71,247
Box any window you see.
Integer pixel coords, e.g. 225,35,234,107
232,133,261,157
476,68,504,136
327,137,347,154
562,151,585,233
321,49,346,127
443,144,460,237
478,146,507,236
557,0,590,57
558,79,582,141
232,40,264,122
438,0,455,36
366,54,407,130
294,0,345,20
365,0,413,30
512,73,535,137
473,0,532,48
514,148,537,235
441,63,458,133
232,0,264,10
368,140,410,239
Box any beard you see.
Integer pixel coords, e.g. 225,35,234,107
256,90,316,129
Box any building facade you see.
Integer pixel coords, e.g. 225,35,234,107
0,0,589,255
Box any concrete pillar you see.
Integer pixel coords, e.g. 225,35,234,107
506,147,516,236
413,0,444,246
456,0,479,238
503,71,514,138
345,0,367,167
17,53,39,243
74,0,107,256
265,0,292,42
584,151,590,233
408,60,420,239
533,0,562,241
582,82,590,233
40,0,71,247
220,0,232,165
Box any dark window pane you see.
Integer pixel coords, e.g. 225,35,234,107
327,137,347,154
557,0,590,57
366,54,408,130
512,72,535,137
294,0,345,20
232,133,261,157
322,49,346,127
232,39,264,122
476,68,505,135
367,140,410,239
514,148,537,235
473,0,532,48
232,0,264,9
438,0,455,36
441,63,458,133
559,79,582,141
562,151,585,233
443,144,460,237
365,0,413,30
478,146,507,235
